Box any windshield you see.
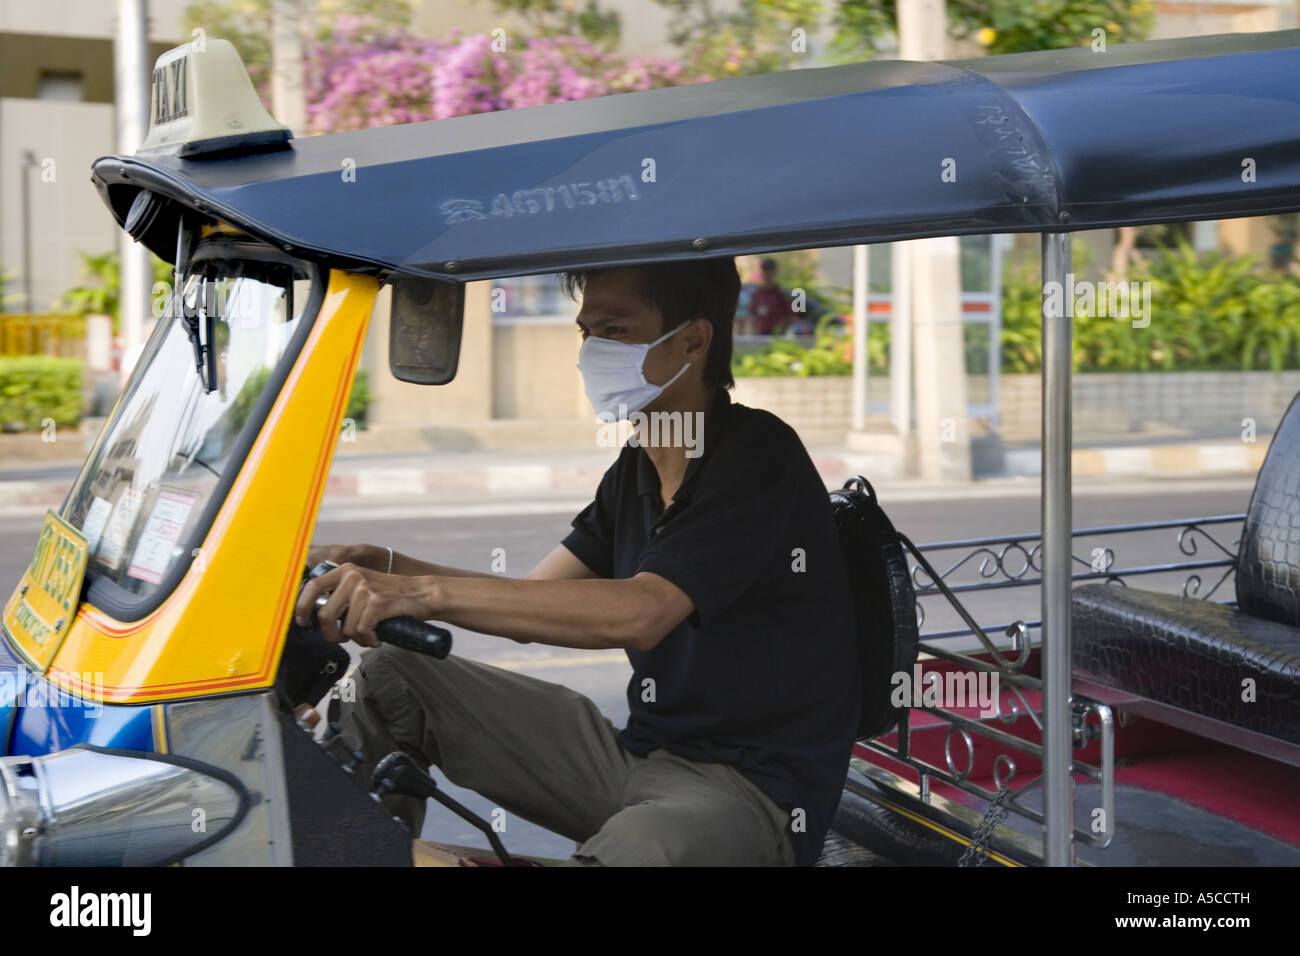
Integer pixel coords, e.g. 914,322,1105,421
63,242,319,613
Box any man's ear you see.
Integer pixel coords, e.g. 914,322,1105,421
684,317,712,360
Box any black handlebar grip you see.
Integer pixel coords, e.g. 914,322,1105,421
376,616,453,659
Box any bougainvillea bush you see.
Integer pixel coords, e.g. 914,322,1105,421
305,17,688,133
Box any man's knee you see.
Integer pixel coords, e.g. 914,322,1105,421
352,642,442,694
338,644,446,769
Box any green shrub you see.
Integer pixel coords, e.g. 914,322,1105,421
1242,280,1300,372
227,366,273,435
733,303,990,378
0,357,82,431
59,251,173,333
227,367,373,433
0,263,24,309
733,313,857,377
999,241,1300,373
346,368,373,426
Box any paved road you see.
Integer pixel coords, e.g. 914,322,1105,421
0,478,1253,861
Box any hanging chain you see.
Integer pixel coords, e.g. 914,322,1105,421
958,786,1010,867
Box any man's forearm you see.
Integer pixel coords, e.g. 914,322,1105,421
392,551,496,579
425,573,677,651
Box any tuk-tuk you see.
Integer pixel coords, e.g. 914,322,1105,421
2,29,1298,867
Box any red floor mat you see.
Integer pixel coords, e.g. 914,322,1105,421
1113,747,1300,847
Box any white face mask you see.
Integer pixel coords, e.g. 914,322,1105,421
577,322,691,420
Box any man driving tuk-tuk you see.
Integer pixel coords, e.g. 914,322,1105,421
297,258,861,866
2,27,1299,869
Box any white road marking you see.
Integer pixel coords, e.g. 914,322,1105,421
357,468,427,497
0,477,1253,523
486,464,554,493
313,476,1255,521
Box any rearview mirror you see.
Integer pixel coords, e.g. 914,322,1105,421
388,277,464,385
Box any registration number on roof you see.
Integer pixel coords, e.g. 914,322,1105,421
440,173,642,225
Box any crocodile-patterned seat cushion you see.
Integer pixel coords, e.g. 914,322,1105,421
1072,583,1300,746
1237,391,1300,627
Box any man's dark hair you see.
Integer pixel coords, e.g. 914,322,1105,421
561,258,739,390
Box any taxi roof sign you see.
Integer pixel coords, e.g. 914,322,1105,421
139,38,291,158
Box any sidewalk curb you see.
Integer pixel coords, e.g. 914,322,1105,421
323,461,612,499
321,438,1269,500
1070,441,1268,477
0,437,1266,516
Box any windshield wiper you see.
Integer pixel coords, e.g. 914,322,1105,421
180,280,218,394
175,224,218,394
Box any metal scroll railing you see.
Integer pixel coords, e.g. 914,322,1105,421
855,513,1244,856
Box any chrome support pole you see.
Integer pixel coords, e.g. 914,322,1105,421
852,244,870,431
1041,231,1074,866
890,241,913,436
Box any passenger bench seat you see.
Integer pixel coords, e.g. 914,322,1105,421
1071,390,1300,748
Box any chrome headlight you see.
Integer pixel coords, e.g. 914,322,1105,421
0,746,247,866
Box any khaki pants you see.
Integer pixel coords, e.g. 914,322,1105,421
336,644,796,866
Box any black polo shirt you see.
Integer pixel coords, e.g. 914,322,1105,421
562,388,860,866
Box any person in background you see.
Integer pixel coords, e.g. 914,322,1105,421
747,258,796,335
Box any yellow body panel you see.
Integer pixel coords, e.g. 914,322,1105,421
41,271,378,703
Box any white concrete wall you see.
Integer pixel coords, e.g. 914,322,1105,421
996,370,1300,441
0,0,186,41
1150,0,1297,39
0,98,119,312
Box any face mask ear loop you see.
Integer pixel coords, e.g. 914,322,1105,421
658,360,691,391
646,320,692,392
649,320,690,349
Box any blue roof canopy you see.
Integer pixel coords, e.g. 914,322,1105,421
93,29,1300,282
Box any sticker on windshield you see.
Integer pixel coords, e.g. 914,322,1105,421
81,495,113,556
127,489,197,585
96,487,144,573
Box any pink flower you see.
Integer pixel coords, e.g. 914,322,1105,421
305,28,695,134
